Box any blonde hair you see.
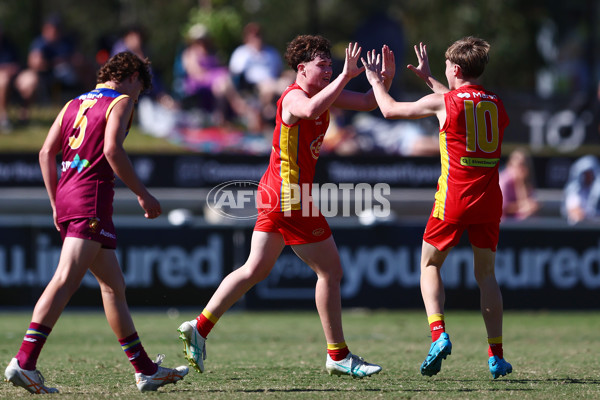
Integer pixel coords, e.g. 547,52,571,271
445,36,490,79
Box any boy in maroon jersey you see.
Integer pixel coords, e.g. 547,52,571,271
4,52,188,393
362,37,512,379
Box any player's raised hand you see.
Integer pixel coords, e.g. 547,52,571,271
381,45,396,82
407,42,433,81
343,42,365,79
361,49,383,85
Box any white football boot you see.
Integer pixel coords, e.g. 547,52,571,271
177,320,207,373
4,357,59,394
326,353,382,378
135,354,188,392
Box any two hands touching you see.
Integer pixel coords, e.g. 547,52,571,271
339,42,398,85
361,41,433,87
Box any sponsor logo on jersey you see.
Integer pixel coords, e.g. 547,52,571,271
62,154,90,173
457,91,498,100
312,228,325,236
460,157,499,167
310,133,325,160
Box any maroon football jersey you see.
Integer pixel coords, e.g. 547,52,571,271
55,84,130,223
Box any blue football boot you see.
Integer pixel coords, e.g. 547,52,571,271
489,356,512,379
420,332,452,376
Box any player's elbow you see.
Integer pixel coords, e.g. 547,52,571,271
39,146,56,164
380,107,397,119
38,147,50,163
103,143,124,162
302,106,323,120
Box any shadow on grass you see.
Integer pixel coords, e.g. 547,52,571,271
503,378,600,385
173,388,385,394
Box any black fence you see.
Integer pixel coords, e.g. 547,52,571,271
1,222,599,310
0,152,582,189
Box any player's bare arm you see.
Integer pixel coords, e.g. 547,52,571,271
407,42,449,94
380,93,444,120
104,97,162,219
39,113,63,231
362,49,445,120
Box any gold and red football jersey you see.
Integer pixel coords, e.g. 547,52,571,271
433,85,509,224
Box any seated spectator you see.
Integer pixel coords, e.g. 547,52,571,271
499,148,540,221
109,25,180,139
228,22,292,131
110,25,172,103
172,24,247,126
229,22,282,92
14,14,92,122
562,155,600,224
0,23,20,132
111,25,146,59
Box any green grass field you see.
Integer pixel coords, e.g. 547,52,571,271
1,310,599,399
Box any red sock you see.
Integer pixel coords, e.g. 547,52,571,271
16,322,52,370
488,343,503,359
488,336,503,358
430,320,445,342
327,342,350,361
119,332,157,375
196,310,217,338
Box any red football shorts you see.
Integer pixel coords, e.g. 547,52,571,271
59,217,117,249
423,215,499,252
254,209,332,245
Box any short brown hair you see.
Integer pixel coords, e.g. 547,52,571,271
445,36,490,79
97,51,152,92
284,35,331,72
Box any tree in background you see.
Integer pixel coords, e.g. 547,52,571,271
0,0,596,97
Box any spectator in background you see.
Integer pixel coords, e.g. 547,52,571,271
562,155,600,224
229,22,282,94
111,26,168,100
109,25,179,138
15,14,93,123
229,22,292,131
172,23,247,126
0,23,20,132
111,26,146,60
499,148,540,221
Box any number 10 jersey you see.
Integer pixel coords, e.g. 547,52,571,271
432,84,509,224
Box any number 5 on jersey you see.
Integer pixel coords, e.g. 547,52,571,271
68,99,98,150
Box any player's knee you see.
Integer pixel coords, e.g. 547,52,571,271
240,262,272,284
318,264,343,283
474,265,496,284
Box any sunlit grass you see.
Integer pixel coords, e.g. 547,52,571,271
1,310,599,399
